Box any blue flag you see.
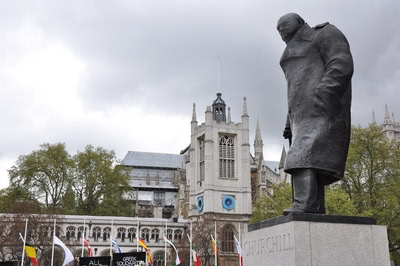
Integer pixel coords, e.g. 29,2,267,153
112,239,121,253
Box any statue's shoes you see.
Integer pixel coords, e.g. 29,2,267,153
283,208,306,215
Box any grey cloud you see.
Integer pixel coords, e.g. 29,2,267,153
1,0,400,165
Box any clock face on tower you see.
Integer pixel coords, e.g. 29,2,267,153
197,196,204,212
222,195,235,210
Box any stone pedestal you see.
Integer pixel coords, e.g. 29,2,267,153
242,213,390,266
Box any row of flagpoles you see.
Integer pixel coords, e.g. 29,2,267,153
18,219,243,266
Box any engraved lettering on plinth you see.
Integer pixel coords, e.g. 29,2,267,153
244,233,294,256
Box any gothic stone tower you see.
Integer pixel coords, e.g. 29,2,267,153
186,93,251,265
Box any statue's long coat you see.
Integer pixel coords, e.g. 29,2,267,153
280,22,353,184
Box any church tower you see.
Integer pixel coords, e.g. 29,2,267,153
382,104,400,142
186,93,252,259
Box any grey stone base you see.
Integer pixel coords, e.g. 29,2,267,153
243,214,390,266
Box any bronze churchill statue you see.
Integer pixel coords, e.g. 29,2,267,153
277,13,354,214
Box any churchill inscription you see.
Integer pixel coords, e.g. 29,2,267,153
244,233,294,256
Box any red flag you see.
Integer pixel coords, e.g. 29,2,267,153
83,239,93,257
192,248,202,266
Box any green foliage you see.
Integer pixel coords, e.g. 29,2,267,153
0,187,41,213
8,143,74,211
342,124,400,260
62,183,76,214
72,145,132,216
325,185,357,216
250,183,292,223
6,143,132,216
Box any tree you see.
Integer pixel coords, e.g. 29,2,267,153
8,143,74,212
250,183,292,222
341,124,400,262
187,219,223,266
73,145,132,216
324,185,357,216
6,143,133,217
0,187,41,214
62,183,76,215
0,213,61,263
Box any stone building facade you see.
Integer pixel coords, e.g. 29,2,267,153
378,105,400,143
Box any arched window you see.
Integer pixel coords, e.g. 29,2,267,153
103,227,111,241
92,227,101,242
51,226,61,238
174,230,183,241
166,229,173,240
199,137,205,181
127,228,136,242
117,227,126,242
77,226,88,241
66,226,76,240
219,135,235,178
141,228,150,242
153,250,165,266
221,225,235,253
151,229,160,242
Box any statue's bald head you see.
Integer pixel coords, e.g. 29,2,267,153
277,13,305,44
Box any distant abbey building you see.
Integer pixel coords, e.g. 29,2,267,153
376,104,400,143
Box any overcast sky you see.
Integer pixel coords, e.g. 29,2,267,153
1,0,399,189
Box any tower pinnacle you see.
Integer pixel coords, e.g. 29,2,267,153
192,103,197,123
384,104,391,124
254,117,263,146
279,145,287,169
242,97,248,117
372,110,376,124
254,117,264,163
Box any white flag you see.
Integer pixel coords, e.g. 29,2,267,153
54,235,74,266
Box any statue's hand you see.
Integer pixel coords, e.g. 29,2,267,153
283,127,292,140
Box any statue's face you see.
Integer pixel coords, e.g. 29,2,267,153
277,15,302,44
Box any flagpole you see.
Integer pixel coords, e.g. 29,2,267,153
136,220,139,252
110,219,113,266
20,219,28,266
215,221,217,266
50,219,56,266
81,218,86,257
190,221,192,266
239,223,242,266
164,221,167,266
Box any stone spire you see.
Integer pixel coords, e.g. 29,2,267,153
192,103,197,123
279,145,287,169
384,104,391,124
254,118,264,163
372,110,376,124
227,107,231,124
254,118,263,146
242,97,248,117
